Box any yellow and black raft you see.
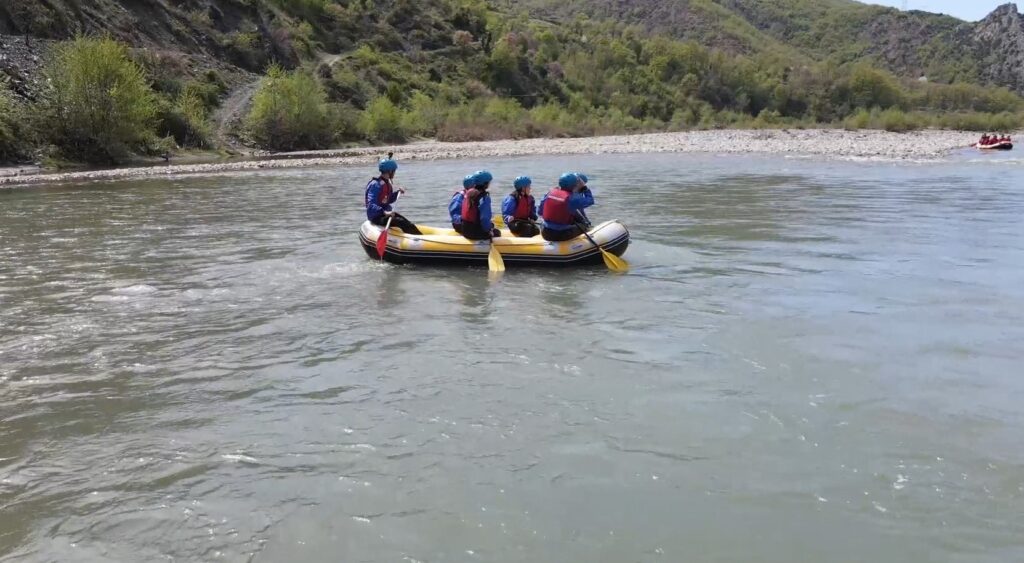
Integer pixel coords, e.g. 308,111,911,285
360,220,630,267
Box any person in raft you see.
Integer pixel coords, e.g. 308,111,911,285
460,170,501,241
501,175,540,238
365,157,421,234
573,171,593,228
449,174,475,234
538,172,595,242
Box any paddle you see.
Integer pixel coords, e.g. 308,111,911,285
575,216,628,273
487,210,505,272
375,191,402,260
488,237,505,272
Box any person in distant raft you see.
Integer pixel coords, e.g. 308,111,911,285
538,172,595,241
460,170,501,241
365,158,421,234
449,174,475,234
501,175,539,238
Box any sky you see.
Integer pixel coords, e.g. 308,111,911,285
863,0,1011,21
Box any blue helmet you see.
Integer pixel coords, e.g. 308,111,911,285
576,172,588,184
558,172,579,190
473,170,493,186
378,158,398,174
513,175,532,191
462,174,475,189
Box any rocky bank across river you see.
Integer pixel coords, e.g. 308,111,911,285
0,129,1006,187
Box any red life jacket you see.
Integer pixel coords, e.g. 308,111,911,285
542,188,574,224
512,194,533,220
461,188,481,224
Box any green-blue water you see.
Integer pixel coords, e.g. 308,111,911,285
2,152,1023,562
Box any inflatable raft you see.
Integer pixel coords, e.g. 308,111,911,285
975,140,1013,150
359,220,630,267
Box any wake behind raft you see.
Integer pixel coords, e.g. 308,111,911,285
360,220,630,267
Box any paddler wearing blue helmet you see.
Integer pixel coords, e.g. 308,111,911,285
501,175,539,238
573,172,592,227
364,157,421,234
448,174,475,234
459,170,501,241
538,172,595,241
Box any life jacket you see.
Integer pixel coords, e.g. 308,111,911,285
461,188,481,224
511,193,533,220
542,188,574,224
364,177,392,207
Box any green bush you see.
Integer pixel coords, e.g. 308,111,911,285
224,31,267,71
877,108,923,132
843,107,871,130
932,111,1022,132
1,88,33,163
247,65,335,151
176,88,212,147
358,97,409,142
41,36,159,163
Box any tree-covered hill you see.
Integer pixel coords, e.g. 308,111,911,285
1,0,1023,164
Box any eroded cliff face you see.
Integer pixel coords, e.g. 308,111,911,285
973,3,1024,93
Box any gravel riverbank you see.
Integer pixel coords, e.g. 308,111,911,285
0,129,1003,188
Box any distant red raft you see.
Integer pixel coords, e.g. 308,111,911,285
975,140,1014,150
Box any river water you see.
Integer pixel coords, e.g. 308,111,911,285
2,152,1023,562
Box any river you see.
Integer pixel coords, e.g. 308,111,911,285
2,152,1023,562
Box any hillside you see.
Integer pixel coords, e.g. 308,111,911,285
4,1,1024,92
2,0,1024,165
521,0,1024,91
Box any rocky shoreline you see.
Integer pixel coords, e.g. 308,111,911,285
0,129,1007,188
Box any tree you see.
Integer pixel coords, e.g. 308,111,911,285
41,36,158,163
247,65,334,151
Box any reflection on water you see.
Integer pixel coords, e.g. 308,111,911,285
2,153,1024,562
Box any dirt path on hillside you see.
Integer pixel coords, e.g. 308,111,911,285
211,79,259,149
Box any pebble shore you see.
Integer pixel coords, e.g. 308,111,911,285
0,129,1001,188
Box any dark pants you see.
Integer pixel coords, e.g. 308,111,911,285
372,213,421,235
541,225,584,241
452,222,463,234
509,219,540,238
462,222,500,240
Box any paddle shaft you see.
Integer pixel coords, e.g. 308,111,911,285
383,191,402,229
376,191,402,259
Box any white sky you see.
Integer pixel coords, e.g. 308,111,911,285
862,0,1011,21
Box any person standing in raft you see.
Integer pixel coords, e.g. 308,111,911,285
449,174,475,234
460,170,501,241
538,172,595,242
501,175,540,238
365,157,421,234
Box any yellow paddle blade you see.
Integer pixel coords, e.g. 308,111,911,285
493,215,505,228
600,248,629,273
488,243,506,272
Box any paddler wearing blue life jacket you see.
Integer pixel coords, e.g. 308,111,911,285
365,157,421,234
448,174,475,234
459,170,501,241
501,175,539,238
538,172,595,241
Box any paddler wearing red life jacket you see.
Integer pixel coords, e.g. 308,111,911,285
980,134,990,145
501,175,539,238
448,174,475,234
538,172,595,242
364,157,421,234
460,170,501,241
